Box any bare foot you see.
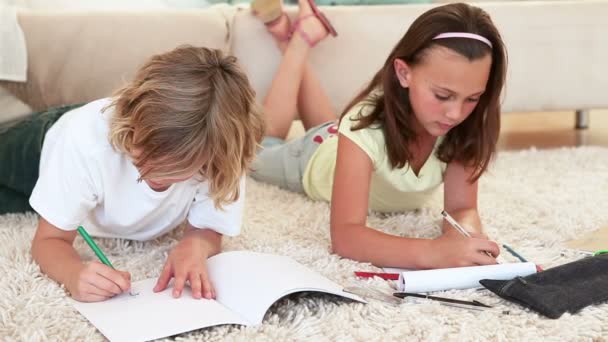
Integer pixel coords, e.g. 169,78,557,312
266,13,291,43
293,0,330,46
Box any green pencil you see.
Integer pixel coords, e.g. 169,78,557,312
77,225,114,268
502,244,528,263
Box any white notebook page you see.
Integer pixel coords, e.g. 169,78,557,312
208,251,363,325
72,251,364,341
72,278,247,342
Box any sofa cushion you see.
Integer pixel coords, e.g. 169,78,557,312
230,5,425,116
231,2,608,114
0,87,32,125
2,6,235,111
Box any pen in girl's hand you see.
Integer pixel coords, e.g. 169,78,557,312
441,210,496,260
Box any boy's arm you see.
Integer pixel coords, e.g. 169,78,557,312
158,177,244,299
32,217,82,285
154,223,222,299
182,224,222,257
31,217,131,302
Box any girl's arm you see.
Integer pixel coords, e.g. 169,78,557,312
330,134,432,269
31,217,131,302
330,134,499,269
442,161,483,234
440,160,500,261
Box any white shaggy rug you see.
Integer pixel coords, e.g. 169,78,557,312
2,146,608,341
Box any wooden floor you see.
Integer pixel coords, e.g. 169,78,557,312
499,109,608,150
288,109,608,150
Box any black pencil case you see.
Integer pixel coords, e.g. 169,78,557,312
480,254,608,319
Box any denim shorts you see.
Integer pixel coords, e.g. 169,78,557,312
250,120,338,193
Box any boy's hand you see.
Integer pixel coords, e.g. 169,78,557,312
424,231,499,269
66,261,131,302
153,230,217,300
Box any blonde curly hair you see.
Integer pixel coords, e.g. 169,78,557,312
106,46,264,208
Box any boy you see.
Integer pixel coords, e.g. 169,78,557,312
1,46,264,302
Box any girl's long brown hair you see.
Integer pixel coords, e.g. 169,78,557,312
341,3,507,181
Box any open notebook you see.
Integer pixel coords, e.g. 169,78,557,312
385,262,537,293
72,251,364,342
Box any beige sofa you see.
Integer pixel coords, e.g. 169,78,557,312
1,0,607,128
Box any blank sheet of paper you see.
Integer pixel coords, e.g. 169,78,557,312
72,278,247,342
207,251,363,325
72,251,365,341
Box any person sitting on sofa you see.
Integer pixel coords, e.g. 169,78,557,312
0,46,264,302
250,1,508,269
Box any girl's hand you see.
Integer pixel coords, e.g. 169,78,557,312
66,261,131,302
153,233,216,300
424,231,499,269
442,226,489,240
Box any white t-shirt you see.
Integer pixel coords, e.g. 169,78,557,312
29,98,244,241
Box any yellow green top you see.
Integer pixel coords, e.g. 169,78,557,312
302,100,447,212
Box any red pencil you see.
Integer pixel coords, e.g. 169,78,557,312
354,271,400,281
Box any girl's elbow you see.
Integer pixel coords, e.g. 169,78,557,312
329,224,351,257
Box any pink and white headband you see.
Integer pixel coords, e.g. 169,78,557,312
433,32,492,48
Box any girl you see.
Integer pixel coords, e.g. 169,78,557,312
250,1,507,269
0,46,264,302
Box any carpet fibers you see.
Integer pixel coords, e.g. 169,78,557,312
1,147,608,341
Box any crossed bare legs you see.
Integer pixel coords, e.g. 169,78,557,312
256,0,337,139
